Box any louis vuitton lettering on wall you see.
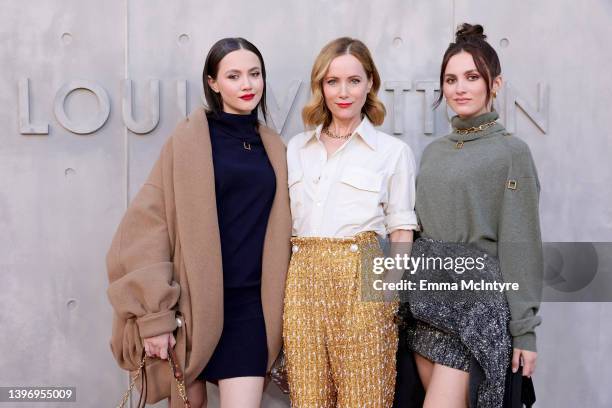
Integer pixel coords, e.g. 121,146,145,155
18,78,302,136
17,78,548,136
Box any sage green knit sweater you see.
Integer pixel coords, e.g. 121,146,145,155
416,111,543,352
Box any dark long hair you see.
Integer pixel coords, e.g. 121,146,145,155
202,37,268,123
434,23,501,108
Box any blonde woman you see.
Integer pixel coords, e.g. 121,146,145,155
283,37,418,407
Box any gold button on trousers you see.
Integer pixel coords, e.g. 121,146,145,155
283,231,398,408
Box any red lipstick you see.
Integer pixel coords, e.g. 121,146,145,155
240,94,255,101
336,102,352,109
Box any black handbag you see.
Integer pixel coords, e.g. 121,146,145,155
469,357,537,408
503,366,536,408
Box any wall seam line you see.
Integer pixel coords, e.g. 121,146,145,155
124,2,132,408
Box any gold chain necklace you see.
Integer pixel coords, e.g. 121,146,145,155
322,127,352,139
454,120,498,135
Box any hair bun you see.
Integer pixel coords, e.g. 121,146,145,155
455,23,487,42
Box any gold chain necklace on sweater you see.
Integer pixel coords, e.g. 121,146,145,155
454,120,498,135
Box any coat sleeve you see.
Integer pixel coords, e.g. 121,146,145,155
106,142,180,339
498,140,543,352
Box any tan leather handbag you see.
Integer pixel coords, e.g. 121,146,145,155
115,347,191,408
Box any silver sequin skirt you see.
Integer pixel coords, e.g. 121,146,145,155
398,237,513,407
405,319,471,372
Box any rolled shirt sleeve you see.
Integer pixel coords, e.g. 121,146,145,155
384,144,419,233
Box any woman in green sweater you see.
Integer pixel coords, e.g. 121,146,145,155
403,23,543,407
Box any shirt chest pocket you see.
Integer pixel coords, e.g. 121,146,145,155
288,169,305,220
337,166,383,217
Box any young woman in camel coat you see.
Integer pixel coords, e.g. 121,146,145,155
106,38,291,408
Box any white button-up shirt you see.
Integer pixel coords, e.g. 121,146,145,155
287,117,418,238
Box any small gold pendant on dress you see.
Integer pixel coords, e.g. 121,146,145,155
243,141,251,150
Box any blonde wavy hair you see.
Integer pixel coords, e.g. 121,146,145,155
302,37,386,128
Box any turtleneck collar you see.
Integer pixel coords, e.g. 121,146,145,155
448,111,504,142
208,109,260,140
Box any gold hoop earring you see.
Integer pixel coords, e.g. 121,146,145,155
492,91,497,99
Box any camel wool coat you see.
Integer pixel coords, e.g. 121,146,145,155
106,107,291,405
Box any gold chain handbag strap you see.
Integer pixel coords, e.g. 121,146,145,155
116,354,146,408
168,347,190,407
116,347,191,408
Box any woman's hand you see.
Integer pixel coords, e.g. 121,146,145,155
143,332,176,360
512,348,537,377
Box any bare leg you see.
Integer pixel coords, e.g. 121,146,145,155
218,376,264,408
423,363,469,408
414,352,434,390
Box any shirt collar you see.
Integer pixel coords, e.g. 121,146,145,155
302,116,378,150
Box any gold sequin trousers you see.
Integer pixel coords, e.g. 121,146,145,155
282,231,398,408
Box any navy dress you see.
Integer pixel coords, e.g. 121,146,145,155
198,110,276,381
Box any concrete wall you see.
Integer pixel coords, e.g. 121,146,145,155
0,0,610,407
